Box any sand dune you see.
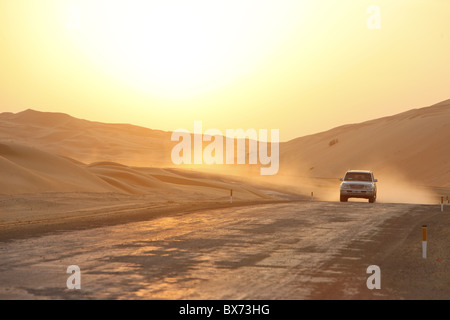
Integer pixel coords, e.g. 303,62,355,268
0,143,118,194
1,99,449,201
279,99,450,191
0,141,273,206
0,109,174,167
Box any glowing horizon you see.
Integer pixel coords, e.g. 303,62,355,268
1,0,449,141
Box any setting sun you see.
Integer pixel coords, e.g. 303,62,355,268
1,0,449,139
63,1,306,98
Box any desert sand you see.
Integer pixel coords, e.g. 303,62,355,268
1,99,449,203
0,99,449,300
277,99,450,202
0,109,174,167
0,141,298,230
1,99,449,235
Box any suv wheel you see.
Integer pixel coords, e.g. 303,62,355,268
369,196,376,203
340,195,348,202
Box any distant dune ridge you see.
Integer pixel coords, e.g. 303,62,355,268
0,109,174,167
0,99,449,200
280,99,450,187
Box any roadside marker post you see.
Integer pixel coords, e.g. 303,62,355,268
441,197,444,212
422,225,427,259
446,196,449,205
311,192,314,201
230,189,233,204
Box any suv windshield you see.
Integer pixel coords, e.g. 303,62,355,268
344,172,373,182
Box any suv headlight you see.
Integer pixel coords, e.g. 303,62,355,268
341,184,350,190
365,184,374,190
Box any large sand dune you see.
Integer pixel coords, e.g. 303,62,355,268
279,99,450,188
0,109,174,167
0,141,274,209
1,99,449,202
0,143,118,194
271,99,450,204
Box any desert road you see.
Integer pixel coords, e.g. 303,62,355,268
0,200,448,300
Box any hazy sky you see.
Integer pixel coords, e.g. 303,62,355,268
1,0,449,141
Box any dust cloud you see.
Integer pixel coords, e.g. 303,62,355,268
204,162,441,205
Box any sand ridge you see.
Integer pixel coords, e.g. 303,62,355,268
1,99,450,191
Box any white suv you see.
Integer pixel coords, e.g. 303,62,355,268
340,170,377,203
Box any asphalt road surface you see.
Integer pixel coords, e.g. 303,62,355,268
0,201,446,299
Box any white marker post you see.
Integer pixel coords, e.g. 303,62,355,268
311,192,314,201
446,196,449,205
441,197,444,212
230,189,233,204
422,225,427,259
